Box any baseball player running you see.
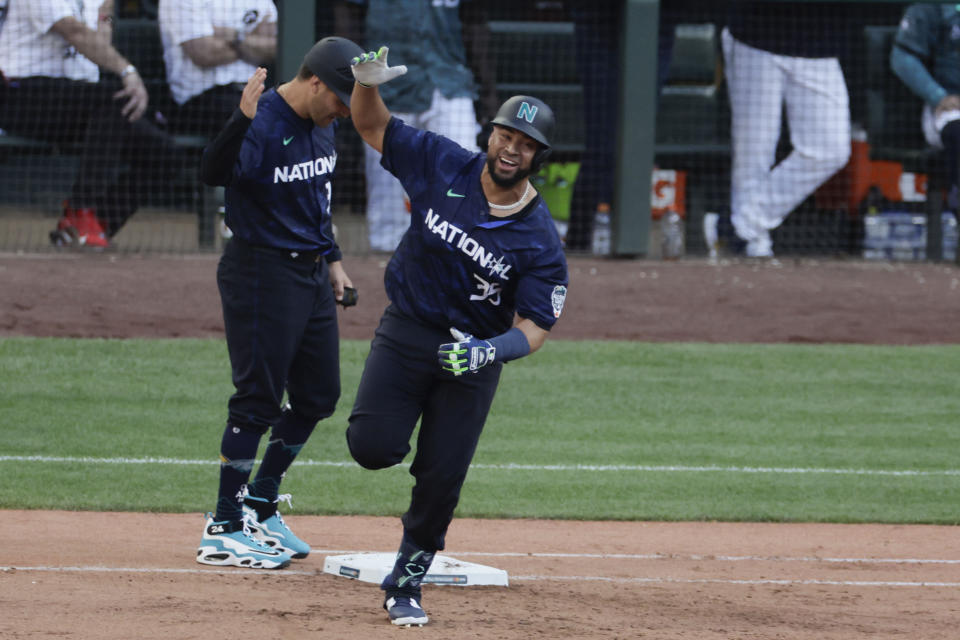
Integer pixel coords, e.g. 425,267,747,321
195,37,363,570
347,48,569,626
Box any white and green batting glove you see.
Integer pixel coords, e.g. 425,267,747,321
350,46,408,87
438,328,495,376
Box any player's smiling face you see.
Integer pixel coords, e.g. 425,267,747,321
486,125,539,187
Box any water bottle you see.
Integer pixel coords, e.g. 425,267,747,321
591,203,611,255
661,211,684,259
703,212,719,260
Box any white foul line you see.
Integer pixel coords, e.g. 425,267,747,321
1,455,959,477
445,551,960,565
0,565,316,576
509,575,960,588
2,566,956,588
308,549,960,566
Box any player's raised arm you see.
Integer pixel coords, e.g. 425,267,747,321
200,68,265,186
349,46,407,153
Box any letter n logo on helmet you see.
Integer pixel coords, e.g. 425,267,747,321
491,95,555,170
516,101,538,123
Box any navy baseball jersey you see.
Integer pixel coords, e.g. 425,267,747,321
224,89,341,256
379,117,568,339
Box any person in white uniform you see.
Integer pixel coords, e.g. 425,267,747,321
722,1,851,258
159,0,276,137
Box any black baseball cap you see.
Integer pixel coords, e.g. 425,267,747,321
303,36,364,107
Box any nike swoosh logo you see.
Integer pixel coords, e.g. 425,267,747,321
283,136,294,146
257,547,283,556
446,189,465,198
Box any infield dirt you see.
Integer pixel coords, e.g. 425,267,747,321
1,253,958,639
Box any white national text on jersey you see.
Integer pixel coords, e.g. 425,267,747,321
424,208,513,280
273,153,337,184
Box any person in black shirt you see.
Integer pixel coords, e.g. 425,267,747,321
0,0,179,249
194,37,362,570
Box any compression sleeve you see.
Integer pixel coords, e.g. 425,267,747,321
891,44,947,108
488,327,531,363
200,108,253,186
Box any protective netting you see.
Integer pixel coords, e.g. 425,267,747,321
0,1,953,261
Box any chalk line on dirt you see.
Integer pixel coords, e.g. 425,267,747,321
2,566,957,588
2,455,958,477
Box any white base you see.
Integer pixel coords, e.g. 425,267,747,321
322,553,509,587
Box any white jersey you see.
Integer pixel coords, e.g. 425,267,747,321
0,0,100,82
159,0,276,105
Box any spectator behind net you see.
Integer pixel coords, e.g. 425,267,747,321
0,0,181,249
159,0,277,138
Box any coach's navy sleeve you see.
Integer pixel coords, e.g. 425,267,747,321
200,108,253,187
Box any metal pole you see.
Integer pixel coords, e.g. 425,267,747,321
275,0,316,82
613,0,659,257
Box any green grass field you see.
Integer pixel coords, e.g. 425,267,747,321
1,337,958,524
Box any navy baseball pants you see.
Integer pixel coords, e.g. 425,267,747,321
218,237,341,432
347,306,501,552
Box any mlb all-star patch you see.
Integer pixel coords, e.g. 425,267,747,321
551,285,567,318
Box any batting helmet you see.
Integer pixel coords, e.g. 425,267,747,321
489,95,555,170
303,36,364,107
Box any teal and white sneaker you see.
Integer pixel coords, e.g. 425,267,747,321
243,494,311,559
196,513,292,569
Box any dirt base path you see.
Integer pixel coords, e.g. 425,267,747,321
2,511,957,639
2,254,959,638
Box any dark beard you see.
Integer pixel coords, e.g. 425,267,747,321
486,155,531,188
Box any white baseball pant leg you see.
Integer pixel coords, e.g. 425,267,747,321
365,89,479,252
723,29,850,243
922,104,960,148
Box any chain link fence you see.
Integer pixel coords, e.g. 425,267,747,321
0,1,954,261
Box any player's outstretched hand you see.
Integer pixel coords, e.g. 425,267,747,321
240,67,267,119
351,46,408,87
438,328,495,376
